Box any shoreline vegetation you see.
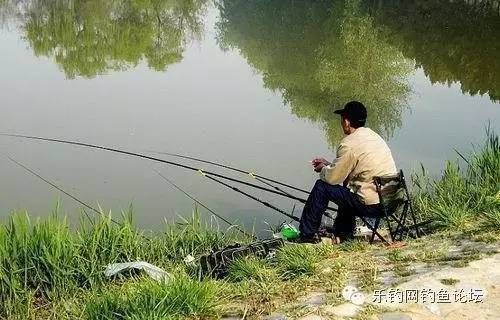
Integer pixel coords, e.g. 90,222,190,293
0,130,498,319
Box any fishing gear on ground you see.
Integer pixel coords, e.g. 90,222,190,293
188,238,285,279
274,222,337,242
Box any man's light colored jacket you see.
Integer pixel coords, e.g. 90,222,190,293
320,127,397,205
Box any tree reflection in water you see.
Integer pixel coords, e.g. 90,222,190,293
366,0,500,102
217,0,413,146
3,0,207,78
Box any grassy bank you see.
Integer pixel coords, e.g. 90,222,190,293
0,211,242,319
0,130,498,319
412,127,500,233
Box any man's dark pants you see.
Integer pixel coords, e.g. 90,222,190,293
299,180,381,240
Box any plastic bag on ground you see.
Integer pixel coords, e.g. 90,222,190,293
104,261,171,282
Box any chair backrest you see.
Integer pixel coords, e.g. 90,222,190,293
374,170,408,217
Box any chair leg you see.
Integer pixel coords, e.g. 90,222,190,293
400,202,410,238
361,217,389,244
396,204,420,239
391,202,409,241
388,215,406,241
409,207,421,238
386,214,395,242
402,172,422,238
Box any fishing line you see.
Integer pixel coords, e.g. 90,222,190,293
5,155,120,224
154,169,255,239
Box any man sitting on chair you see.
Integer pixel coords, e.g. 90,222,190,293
299,101,397,243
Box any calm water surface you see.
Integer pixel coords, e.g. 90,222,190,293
0,0,498,231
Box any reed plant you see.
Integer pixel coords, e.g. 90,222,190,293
0,211,78,313
412,127,500,231
161,211,242,261
74,211,147,289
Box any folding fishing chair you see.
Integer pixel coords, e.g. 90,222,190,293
358,170,424,244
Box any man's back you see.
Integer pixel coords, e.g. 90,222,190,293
321,127,397,204
301,101,397,242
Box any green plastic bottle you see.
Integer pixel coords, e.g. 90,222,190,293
280,224,299,240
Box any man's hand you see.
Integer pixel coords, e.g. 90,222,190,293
311,157,330,172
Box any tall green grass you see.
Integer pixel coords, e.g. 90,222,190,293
228,257,278,282
412,127,500,231
0,209,239,318
160,212,238,261
84,274,223,320
276,244,330,278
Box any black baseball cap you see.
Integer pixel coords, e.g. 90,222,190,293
333,101,367,123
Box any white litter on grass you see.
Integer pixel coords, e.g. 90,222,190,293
184,254,197,268
104,261,171,282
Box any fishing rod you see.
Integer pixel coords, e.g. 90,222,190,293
147,150,310,195
176,170,334,223
0,134,332,208
148,151,307,213
1,133,338,225
199,169,301,223
5,155,121,225
148,150,338,217
6,154,254,236
147,150,314,214
154,169,255,239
